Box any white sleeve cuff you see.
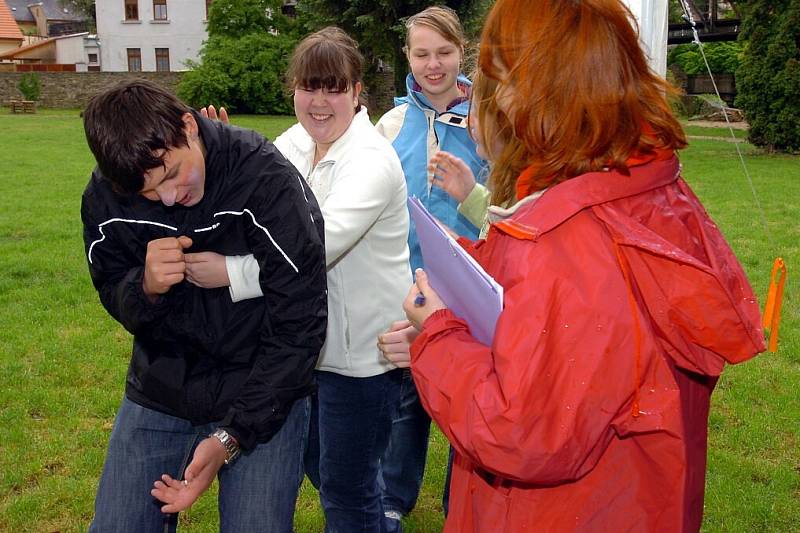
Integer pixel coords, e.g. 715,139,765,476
226,254,264,303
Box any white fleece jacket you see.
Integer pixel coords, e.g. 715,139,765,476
227,108,412,377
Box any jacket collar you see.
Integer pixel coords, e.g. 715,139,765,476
495,156,681,240
285,107,372,168
400,73,472,116
194,109,225,197
320,107,371,165
194,110,221,157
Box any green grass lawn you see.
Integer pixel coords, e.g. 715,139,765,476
0,110,797,532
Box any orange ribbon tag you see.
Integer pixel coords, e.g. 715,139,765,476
763,258,787,353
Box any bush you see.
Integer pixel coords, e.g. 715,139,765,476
177,0,297,115
178,33,296,114
18,73,41,101
735,0,800,152
668,42,743,75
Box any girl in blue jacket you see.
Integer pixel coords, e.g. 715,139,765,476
375,6,487,531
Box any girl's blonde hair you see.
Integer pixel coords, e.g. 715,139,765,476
403,6,466,55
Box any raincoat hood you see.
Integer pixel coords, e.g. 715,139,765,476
495,156,765,376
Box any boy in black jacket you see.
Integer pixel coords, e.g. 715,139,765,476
81,80,327,531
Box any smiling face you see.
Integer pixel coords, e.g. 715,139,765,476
140,113,206,207
293,82,361,158
407,25,463,111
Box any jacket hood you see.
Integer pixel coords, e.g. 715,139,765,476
497,157,765,375
395,73,472,116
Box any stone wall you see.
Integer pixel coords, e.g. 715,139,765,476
0,68,399,115
0,72,184,109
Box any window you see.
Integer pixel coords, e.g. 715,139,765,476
127,48,142,71
155,48,170,72
88,53,98,64
124,0,139,20
153,0,167,20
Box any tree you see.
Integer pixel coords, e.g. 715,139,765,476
668,41,743,74
735,0,800,151
178,0,298,114
295,0,491,104
60,0,96,30
207,0,295,37
669,0,687,23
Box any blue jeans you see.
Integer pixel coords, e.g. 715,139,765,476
305,369,402,533
89,395,310,533
378,369,431,517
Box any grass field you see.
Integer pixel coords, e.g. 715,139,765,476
0,109,797,532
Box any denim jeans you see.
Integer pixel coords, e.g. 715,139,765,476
305,369,402,533
89,395,309,533
378,369,432,517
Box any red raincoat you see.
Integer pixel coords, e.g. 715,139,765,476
410,156,764,532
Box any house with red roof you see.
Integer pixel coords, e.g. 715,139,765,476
0,30,99,70
0,0,24,54
6,0,87,39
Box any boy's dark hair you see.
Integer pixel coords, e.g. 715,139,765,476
83,80,191,195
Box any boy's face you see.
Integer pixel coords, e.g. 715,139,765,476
140,113,206,207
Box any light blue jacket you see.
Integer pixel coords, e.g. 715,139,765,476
376,73,487,271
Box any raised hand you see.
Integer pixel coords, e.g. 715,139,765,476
428,151,477,203
200,105,230,124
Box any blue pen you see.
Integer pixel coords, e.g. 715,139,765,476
413,268,426,306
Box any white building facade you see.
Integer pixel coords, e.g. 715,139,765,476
96,0,208,72
55,32,101,70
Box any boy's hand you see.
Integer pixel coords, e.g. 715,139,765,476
143,236,193,300
151,436,227,513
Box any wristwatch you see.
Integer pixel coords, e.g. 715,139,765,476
211,428,241,465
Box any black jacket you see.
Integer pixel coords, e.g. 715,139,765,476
81,114,327,450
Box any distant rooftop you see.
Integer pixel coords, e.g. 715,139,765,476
0,0,24,40
6,0,85,23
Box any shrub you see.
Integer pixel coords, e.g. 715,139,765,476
177,0,297,115
668,42,743,76
18,73,41,101
178,33,296,114
735,0,800,152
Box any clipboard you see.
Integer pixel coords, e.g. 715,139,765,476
408,196,503,345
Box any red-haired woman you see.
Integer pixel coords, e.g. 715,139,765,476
402,0,765,530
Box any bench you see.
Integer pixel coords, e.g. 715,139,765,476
9,100,36,113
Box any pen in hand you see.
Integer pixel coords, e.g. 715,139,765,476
414,292,426,307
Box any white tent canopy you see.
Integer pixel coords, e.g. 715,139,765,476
623,0,670,77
